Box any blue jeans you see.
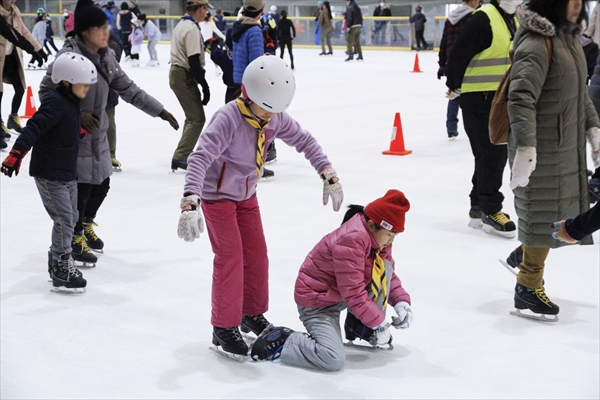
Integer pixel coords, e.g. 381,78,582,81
446,97,460,133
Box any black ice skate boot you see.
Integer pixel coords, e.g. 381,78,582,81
241,314,272,336
506,245,523,269
482,210,516,238
7,113,23,135
265,142,277,164
250,326,294,361
513,283,559,321
83,217,104,253
468,205,483,229
171,159,188,171
72,234,98,268
260,168,275,182
344,311,374,343
50,253,87,293
1,119,11,141
212,326,249,361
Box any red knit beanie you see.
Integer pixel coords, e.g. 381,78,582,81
364,190,410,233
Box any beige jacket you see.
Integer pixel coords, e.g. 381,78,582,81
586,3,600,45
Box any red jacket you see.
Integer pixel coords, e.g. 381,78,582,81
294,213,411,329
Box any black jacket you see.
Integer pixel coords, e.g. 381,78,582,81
13,86,82,182
277,18,295,40
345,1,363,27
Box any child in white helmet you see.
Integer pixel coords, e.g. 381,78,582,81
177,55,344,361
1,53,98,293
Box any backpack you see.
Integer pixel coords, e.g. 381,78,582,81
489,37,552,145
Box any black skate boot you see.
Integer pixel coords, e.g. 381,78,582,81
260,168,275,182
72,234,98,268
482,210,516,238
211,326,249,361
512,283,559,322
356,53,363,61
83,217,104,253
468,205,483,229
345,54,354,62
250,326,294,361
171,159,187,171
7,113,23,135
240,314,272,336
265,141,277,164
447,131,458,140
506,245,523,269
0,138,6,150
344,311,374,343
50,253,87,293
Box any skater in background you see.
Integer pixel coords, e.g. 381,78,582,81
205,37,236,103
199,10,226,76
103,0,116,29
63,8,75,35
177,56,344,361
372,0,391,45
262,5,278,55
250,190,412,371
44,15,60,55
116,1,133,59
128,0,141,18
410,5,428,50
40,0,179,267
277,10,295,69
128,19,143,67
317,1,332,55
30,8,47,67
586,1,600,45
138,14,161,66
1,52,98,292
213,8,226,32
437,0,479,140
505,0,598,320
168,0,212,172
1,0,46,140
344,0,363,61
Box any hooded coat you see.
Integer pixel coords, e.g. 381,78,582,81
507,7,599,248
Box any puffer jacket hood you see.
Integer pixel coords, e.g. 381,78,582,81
516,5,555,38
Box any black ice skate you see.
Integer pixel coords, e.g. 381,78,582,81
447,131,458,140
7,113,23,135
265,142,277,164
250,326,294,361
511,283,559,322
468,205,483,229
344,312,393,350
482,211,516,238
72,234,97,268
211,326,249,362
499,245,522,276
83,218,104,253
50,253,87,293
171,159,187,172
240,314,272,338
260,168,275,182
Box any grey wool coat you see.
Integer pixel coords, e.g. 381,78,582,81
508,7,599,248
39,36,164,184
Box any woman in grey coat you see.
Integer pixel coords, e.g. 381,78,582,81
506,0,599,319
39,0,179,266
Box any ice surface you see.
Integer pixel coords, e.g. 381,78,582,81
1,43,598,399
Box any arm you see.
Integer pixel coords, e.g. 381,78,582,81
108,58,164,117
438,20,449,68
11,96,62,151
0,17,37,55
116,13,122,30
291,21,296,38
212,24,226,41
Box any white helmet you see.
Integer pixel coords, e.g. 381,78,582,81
242,55,295,113
51,52,98,85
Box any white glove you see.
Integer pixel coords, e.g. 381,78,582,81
177,194,205,242
510,146,537,190
392,301,414,330
586,127,600,168
370,324,392,347
445,88,461,99
320,167,343,212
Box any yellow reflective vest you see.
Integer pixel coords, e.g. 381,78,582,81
461,4,518,93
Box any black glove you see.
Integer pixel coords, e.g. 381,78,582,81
159,109,179,130
1,147,28,177
201,84,210,106
437,67,445,80
38,49,48,62
81,112,100,135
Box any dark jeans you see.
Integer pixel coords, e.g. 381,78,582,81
460,92,507,215
415,29,427,49
446,97,460,134
120,31,131,57
74,177,110,233
44,38,59,54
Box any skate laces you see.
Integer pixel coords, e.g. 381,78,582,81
490,211,510,225
59,255,82,278
84,221,100,241
12,115,22,127
74,234,93,253
534,287,552,306
1,122,7,134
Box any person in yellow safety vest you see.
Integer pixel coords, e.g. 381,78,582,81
445,0,522,239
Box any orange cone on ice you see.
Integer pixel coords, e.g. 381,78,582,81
20,86,37,119
382,112,412,156
411,53,422,73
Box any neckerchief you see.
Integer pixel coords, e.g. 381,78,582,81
235,97,271,177
369,251,388,311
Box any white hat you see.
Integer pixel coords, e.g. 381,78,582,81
242,55,295,113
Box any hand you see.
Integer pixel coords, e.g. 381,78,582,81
551,221,578,243
1,147,28,177
510,146,536,190
370,324,392,347
437,67,445,80
81,112,100,135
32,50,44,65
177,194,205,242
158,109,179,130
586,127,600,168
445,88,460,99
38,49,48,62
392,301,414,329
201,84,210,106
320,167,343,212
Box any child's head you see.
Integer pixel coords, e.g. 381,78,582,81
138,13,147,23
131,19,140,29
51,52,98,99
242,0,264,18
241,55,295,119
363,190,410,249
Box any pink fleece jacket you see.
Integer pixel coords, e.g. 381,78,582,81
294,213,411,329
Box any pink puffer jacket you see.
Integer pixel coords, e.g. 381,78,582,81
294,213,411,328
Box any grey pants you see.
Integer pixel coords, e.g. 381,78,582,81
281,303,346,372
169,65,206,161
34,177,78,262
148,39,159,61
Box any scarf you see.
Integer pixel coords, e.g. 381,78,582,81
369,251,388,311
235,97,270,177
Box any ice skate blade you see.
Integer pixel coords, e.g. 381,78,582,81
51,286,86,294
209,346,246,362
344,341,394,351
74,261,96,269
90,248,104,254
468,218,483,229
112,166,122,172
499,260,518,276
265,158,277,165
259,176,276,182
482,225,516,239
510,309,558,322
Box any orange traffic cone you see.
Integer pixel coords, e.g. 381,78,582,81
20,86,37,119
411,53,422,73
382,112,412,156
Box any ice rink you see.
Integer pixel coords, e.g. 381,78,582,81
1,43,599,399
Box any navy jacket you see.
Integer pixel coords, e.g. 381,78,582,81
13,86,81,182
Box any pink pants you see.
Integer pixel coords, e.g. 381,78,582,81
202,195,269,328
